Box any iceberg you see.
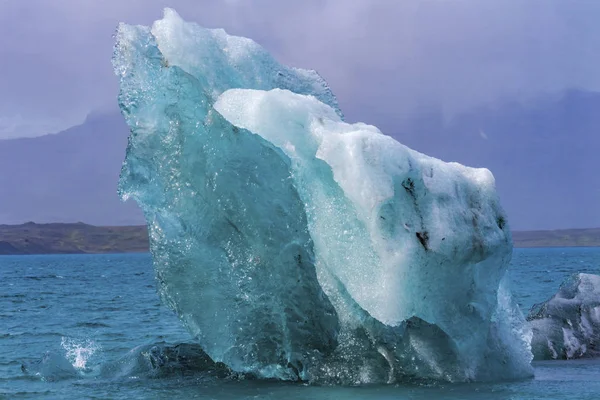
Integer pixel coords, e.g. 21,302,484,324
528,273,600,360
113,9,533,383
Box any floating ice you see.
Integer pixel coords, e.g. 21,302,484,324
113,8,533,383
528,273,600,360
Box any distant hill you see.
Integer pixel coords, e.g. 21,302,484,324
0,110,145,226
0,223,599,255
0,222,148,255
1,89,599,231
512,228,600,248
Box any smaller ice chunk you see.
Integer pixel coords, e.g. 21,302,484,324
528,273,600,359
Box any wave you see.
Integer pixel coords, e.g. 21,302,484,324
73,322,111,329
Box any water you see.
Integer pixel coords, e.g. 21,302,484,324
2,248,600,399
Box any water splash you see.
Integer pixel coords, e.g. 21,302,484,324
60,337,101,371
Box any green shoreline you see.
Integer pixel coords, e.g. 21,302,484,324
1,222,599,255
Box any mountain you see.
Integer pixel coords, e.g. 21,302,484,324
0,89,598,230
0,222,148,255
0,110,144,225
1,223,598,255
394,89,600,230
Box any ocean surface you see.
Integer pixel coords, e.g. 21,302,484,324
2,247,600,399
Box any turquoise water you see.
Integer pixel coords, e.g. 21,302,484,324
2,248,600,399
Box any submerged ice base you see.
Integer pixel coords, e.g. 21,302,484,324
113,8,533,383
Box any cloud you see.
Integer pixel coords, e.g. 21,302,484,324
1,0,599,138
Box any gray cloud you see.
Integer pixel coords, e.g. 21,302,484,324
1,0,599,138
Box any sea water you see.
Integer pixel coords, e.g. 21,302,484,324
2,248,600,399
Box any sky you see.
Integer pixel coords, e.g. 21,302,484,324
1,0,600,139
